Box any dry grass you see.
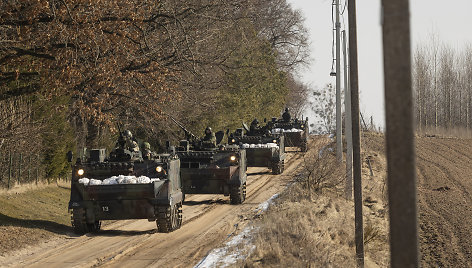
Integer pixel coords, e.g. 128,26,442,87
245,185,356,268
242,134,390,267
0,183,72,255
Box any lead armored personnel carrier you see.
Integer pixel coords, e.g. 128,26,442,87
171,118,247,204
228,121,285,175
68,131,183,234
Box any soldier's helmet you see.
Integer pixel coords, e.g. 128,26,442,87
251,118,259,125
143,142,151,150
205,127,212,134
285,107,289,112
123,130,133,139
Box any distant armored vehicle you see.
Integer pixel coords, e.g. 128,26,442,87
171,118,247,204
269,109,309,152
68,131,183,234
228,122,286,175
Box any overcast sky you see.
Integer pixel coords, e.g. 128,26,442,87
288,0,472,128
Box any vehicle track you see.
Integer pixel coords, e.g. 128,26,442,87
1,138,322,268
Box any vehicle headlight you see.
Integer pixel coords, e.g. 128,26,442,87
77,169,84,176
301,125,304,128
156,166,163,173
273,139,277,143
231,139,236,143
230,155,237,161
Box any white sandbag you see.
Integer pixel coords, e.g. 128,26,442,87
102,177,118,185
78,178,90,185
150,178,161,183
89,179,102,185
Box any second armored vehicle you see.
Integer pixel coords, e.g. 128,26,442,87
172,119,248,204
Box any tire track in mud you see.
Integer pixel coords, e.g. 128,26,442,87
416,138,472,267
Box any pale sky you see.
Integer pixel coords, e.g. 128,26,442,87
288,0,472,129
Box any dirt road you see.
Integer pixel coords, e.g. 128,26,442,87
1,140,320,268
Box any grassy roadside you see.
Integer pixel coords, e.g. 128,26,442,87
0,182,72,255
243,133,390,267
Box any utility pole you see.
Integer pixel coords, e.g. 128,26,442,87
382,0,419,267
335,0,343,162
347,0,364,266
343,30,353,200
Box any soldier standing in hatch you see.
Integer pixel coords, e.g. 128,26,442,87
142,142,153,160
282,107,291,122
118,130,140,152
201,127,217,148
249,119,261,135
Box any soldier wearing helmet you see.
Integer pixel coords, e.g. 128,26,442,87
249,118,261,135
201,127,216,148
117,130,140,152
282,107,291,122
142,142,152,160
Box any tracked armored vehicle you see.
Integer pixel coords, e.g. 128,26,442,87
228,123,285,175
68,143,183,234
177,141,247,204
269,116,309,152
170,118,247,204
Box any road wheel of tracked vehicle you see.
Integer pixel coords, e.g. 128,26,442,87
87,221,101,233
156,203,182,233
271,160,284,175
230,183,246,204
71,209,88,235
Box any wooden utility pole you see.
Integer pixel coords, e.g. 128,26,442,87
343,30,353,200
335,0,343,162
347,0,364,266
382,0,419,267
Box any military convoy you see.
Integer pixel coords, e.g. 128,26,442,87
68,108,307,234
68,133,183,234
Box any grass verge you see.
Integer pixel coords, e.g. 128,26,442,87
243,133,390,267
0,182,72,255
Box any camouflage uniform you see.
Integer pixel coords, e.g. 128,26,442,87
118,130,140,152
142,142,152,160
282,108,291,122
249,119,261,135
201,127,217,148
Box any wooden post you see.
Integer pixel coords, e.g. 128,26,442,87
348,0,365,266
343,30,353,200
382,0,419,267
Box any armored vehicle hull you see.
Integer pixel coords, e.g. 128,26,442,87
69,153,183,234
229,134,285,175
178,147,247,204
271,118,309,152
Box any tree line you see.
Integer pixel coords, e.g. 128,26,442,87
0,0,311,187
413,36,472,133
